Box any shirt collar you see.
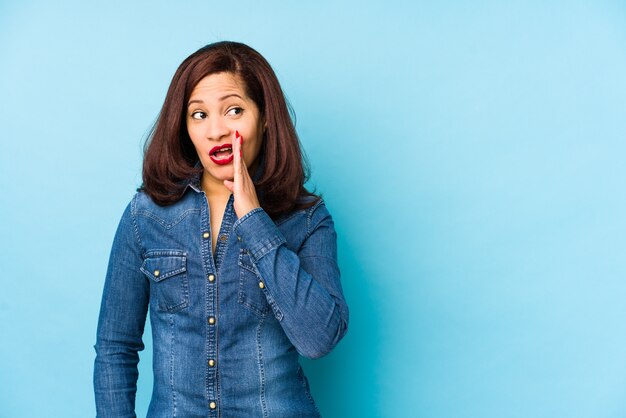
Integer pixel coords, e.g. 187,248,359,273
182,161,203,193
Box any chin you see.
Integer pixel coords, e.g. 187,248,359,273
205,166,234,182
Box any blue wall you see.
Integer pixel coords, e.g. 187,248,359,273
1,1,626,417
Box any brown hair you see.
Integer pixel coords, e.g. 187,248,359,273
141,41,318,218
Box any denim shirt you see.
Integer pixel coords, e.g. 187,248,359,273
93,181,349,418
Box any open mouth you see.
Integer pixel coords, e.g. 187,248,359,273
209,143,233,165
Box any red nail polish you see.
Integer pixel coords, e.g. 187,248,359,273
235,130,240,138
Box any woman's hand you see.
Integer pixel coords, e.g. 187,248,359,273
223,131,261,219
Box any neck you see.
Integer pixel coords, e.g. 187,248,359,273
201,172,232,202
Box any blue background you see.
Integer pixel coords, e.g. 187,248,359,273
1,1,626,417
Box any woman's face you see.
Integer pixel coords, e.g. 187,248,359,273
186,72,264,189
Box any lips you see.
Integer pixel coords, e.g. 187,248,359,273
209,143,233,165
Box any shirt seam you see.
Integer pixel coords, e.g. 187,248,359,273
304,199,325,241
130,193,145,253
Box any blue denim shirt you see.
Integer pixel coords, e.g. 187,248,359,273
93,181,349,418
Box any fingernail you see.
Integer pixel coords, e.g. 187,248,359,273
235,130,240,138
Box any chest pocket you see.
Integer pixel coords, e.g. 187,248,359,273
141,250,189,313
238,250,271,317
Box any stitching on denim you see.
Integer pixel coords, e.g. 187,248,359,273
130,194,144,252
238,249,261,273
238,251,270,316
304,200,325,241
263,289,284,322
251,235,286,262
198,191,219,414
204,272,210,410
214,242,221,418
244,249,283,320
215,321,221,417
233,206,264,230
256,315,269,418
274,197,323,226
135,208,200,229
298,366,321,416
142,265,186,281
142,249,187,257
298,255,337,263
170,313,177,417
140,253,189,313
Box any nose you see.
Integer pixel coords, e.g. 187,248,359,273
204,116,231,142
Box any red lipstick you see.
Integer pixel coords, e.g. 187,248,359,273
209,143,234,165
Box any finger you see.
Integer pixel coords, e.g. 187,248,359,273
223,179,234,192
237,133,245,174
233,130,243,181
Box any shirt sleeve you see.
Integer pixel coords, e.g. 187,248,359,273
233,201,349,359
93,198,148,418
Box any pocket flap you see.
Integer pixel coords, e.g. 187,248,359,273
141,252,187,282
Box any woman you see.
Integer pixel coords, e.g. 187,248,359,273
93,41,349,417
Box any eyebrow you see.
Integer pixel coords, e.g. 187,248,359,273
187,94,244,107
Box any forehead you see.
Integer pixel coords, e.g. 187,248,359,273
189,72,247,100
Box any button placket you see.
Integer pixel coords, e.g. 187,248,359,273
203,226,218,413
203,193,236,416
200,194,221,415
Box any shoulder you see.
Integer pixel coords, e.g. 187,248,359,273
130,189,201,226
275,197,334,235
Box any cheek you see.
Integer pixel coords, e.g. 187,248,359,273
245,138,262,161
187,129,204,152
189,140,201,156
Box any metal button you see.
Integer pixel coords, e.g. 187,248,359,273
237,236,241,241
208,274,215,282
208,359,215,367
208,316,215,325
219,234,227,242
259,281,265,289
209,401,216,409
153,270,160,277
202,232,210,239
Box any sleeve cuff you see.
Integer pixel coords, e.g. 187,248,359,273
233,207,286,263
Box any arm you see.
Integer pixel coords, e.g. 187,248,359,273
93,200,148,418
234,202,349,359
224,132,348,358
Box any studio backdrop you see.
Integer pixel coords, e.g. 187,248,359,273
1,1,626,417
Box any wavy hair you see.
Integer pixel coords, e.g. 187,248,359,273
140,41,318,218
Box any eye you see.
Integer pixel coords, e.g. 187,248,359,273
226,107,243,117
191,111,206,120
